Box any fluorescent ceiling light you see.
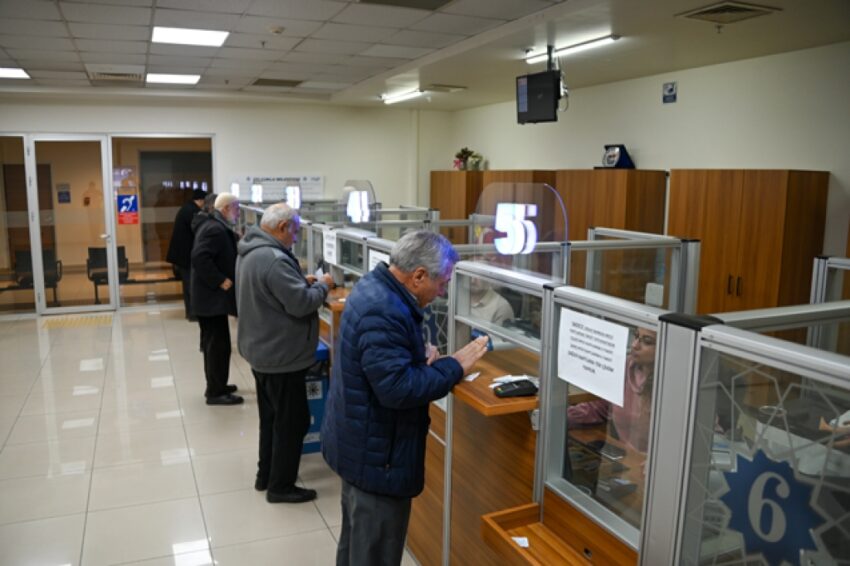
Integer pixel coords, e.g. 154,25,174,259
152,26,229,47
146,73,200,85
382,89,425,104
0,67,30,79
526,34,620,64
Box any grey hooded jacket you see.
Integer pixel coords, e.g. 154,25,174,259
236,226,329,374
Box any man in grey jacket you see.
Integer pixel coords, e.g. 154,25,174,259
236,203,334,504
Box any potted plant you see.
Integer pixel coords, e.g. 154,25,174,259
454,147,483,170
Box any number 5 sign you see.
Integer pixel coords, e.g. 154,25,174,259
494,203,538,255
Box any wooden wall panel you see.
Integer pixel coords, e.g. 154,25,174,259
430,171,483,243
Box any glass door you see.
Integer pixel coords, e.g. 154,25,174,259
0,135,36,315
25,135,117,312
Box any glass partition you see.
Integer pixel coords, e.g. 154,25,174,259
0,135,35,313
810,256,850,355
542,286,668,550
677,324,850,565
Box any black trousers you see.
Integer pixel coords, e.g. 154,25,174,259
337,479,411,566
177,265,193,319
197,315,231,397
253,368,311,494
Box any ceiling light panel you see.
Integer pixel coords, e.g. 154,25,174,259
59,3,151,25
312,23,399,43
444,0,553,19
234,16,322,37
247,0,348,21
152,26,229,47
69,23,150,41
153,9,239,30
0,19,69,37
361,44,433,59
146,73,200,84
157,0,253,14
0,67,30,79
332,4,430,27
409,13,505,35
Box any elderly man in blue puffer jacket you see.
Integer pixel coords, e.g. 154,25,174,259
322,230,489,566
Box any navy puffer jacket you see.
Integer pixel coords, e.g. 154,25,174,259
321,263,462,498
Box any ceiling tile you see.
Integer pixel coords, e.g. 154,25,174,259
0,1,62,20
146,64,207,74
6,48,80,62
0,19,69,37
225,33,300,51
247,0,348,21
147,54,212,67
316,65,380,79
259,69,312,81
410,12,505,35
196,76,252,88
59,2,152,25
332,4,430,27
278,51,347,65
441,0,553,20
208,58,270,71
152,9,240,29
203,66,263,78
360,44,433,59
264,61,326,75
34,78,92,86
296,38,370,55
27,70,89,80
69,23,150,41
62,0,153,6
79,51,147,64
234,16,321,37
384,29,465,49
149,43,218,57
14,60,85,72
311,23,398,43
156,0,253,13
75,39,148,54
344,55,405,68
0,36,76,51
297,80,352,91
217,47,283,61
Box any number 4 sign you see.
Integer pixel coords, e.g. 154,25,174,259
494,203,538,255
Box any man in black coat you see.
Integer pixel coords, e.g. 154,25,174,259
166,188,206,320
191,193,243,406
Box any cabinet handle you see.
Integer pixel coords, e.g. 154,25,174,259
727,275,733,295
736,276,742,297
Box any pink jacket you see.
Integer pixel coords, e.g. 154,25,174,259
567,358,652,452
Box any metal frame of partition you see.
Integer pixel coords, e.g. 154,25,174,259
809,255,850,348
644,300,850,565
540,286,669,552
444,260,554,566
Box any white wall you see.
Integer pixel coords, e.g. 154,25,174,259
445,41,850,255
0,98,428,208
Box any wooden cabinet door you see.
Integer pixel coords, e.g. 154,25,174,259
430,171,482,243
668,170,744,314
729,170,788,310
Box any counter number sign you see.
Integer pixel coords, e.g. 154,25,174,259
494,203,537,255
346,190,370,223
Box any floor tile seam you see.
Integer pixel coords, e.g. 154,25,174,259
0,468,93,483
205,525,338,551
86,490,203,515
89,453,198,473
3,431,99,448
0,343,50,452
0,508,85,529
108,547,214,566
94,422,186,438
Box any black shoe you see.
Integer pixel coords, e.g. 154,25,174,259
205,393,244,406
254,477,268,491
266,486,316,503
225,384,238,394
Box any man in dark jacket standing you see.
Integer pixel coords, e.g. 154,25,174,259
191,193,242,406
322,230,489,566
166,188,206,320
236,203,334,503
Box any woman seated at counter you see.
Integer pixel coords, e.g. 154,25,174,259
567,328,657,453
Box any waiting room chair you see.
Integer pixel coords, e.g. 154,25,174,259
14,249,63,306
86,246,129,304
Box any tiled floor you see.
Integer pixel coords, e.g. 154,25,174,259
0,307,420,566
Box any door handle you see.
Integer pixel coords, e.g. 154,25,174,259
736,276,742,297
727,275,733,295
100,233,111,241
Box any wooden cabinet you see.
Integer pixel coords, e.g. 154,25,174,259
429,171,483,243
668,169,829,314
407,404,446,566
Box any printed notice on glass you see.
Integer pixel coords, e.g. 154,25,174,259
557,308,629,407
368,250,389,271
323,229,338,266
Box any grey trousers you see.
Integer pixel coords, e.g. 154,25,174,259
336,479,412,566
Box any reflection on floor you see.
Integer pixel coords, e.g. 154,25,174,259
0,307,419,565
0,267,181,313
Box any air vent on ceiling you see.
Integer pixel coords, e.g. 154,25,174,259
358,0,451,10
251,78,303,88
85,64,144,86
678,2,780,24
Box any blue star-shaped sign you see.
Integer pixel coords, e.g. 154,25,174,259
720,450,824,565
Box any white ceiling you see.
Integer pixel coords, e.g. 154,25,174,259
0,0,848,109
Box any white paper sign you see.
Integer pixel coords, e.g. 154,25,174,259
323,229,338,266
557,308,629,407
368,250,389,271
232,174,324,202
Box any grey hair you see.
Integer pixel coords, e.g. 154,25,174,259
260,202,298,229
214,193,239,211
390,230,458,277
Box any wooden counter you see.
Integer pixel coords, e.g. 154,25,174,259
453,348,540,416
407,403,447,566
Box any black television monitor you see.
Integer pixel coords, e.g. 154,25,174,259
516,70,560,124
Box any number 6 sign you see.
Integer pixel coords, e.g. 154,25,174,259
494,203,538,255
